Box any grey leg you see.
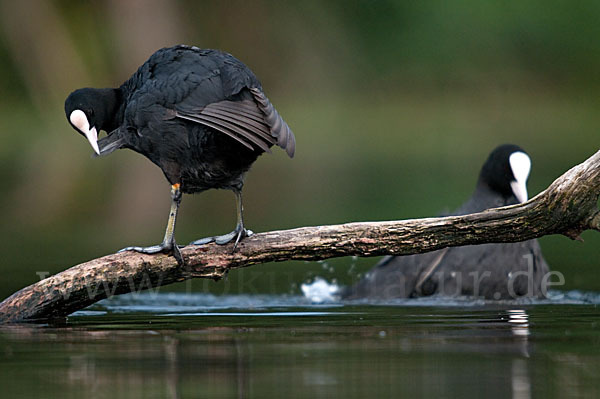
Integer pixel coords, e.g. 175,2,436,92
190,189,253,251
120,183,184,265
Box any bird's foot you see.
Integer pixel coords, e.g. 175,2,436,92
214,227,253,247
119,241,184,266
190,227,253,252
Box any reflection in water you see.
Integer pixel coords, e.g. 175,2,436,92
507,309,531,399
511,359,531,399
507,308,530,358
1,300,599,398
56,327,253,398
507,309,530,337
235,338,249,399
164,336,179,399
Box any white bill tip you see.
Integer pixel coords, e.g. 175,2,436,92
86,126,100,155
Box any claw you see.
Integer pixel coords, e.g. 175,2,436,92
232,228,253,251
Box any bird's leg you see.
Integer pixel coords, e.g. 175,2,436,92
217,189,253,249
189,189,253,252
120,183,184,265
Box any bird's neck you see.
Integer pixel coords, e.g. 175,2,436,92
473,180,517,207
96,88,125,133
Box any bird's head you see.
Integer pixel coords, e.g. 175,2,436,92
65,88,121,155
479,144,531,203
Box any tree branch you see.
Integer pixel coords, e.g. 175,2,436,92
2,150,599,323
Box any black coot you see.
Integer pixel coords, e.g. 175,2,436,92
65,45,295,264
343,144,550,300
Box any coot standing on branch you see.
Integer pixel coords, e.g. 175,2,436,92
342,144,550,300
65,45,295,265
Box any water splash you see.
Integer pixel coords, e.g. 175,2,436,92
300,277,341,303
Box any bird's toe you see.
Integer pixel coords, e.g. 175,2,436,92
189,227,251,249
215,231,237,245
119,245,144,253
119,244,168,255
119,243,184,266
189,236,215,246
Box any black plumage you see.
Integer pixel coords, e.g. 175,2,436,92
65,45,295,264
342,144,550,300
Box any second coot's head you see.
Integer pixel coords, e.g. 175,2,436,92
478,144,532,203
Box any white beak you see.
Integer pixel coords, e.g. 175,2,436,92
510,180,528,203
85,126,100,155
509,152,531,203
69,109,100,155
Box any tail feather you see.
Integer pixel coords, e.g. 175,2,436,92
250,87,296,158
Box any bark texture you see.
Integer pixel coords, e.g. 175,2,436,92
1,150,599,322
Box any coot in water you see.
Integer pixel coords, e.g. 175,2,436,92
65,45,295,264
342,144,550,300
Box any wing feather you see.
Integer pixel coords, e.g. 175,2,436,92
201,106,275,143
174,88,295,157
175,112,255,151
176,111,272,153
208,100,266,120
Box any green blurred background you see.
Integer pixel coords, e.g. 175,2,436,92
0,0,598,299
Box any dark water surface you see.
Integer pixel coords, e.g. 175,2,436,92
1,292,599,398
